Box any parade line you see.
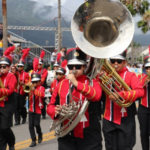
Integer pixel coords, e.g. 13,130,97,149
9,131,55,150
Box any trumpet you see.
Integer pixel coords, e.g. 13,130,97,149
142,71,150,88
23,83,33,93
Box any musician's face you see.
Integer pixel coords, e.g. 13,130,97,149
18,66,24,71
38,64,43,69
56,73,64,80
0,65,10,74
145,66,150,73
32,81,41,87
110,59,126,72
54,66,59,70
68,65,86,78
11,67,16,74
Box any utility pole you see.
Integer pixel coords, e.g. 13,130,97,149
2,0,8,51
58,0,62,52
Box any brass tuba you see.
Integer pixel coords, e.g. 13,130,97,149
49,0,134,137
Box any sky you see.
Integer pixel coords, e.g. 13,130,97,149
29,0,150,36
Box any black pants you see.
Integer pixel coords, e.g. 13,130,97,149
41,98,46,117
14,94,27,123
102,115,136,150
29,112,42,141
0,111,15,149
138,106,150,150
58,124,102,150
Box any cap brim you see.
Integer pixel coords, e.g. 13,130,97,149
31,78,41,82
17,63,24,66
39,62,43,64
110,55,126,60
53,64,59,67
56,70,64,74
67,59,86,65
0,61,10,65
145,63,150,67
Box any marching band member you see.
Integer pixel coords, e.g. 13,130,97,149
28,73,45,147
137,49,150,150
98,50,144,150
0,46,17,150
47,48,102,150
51,67,66,94
36,51,48,119
14,49,30,125
53,61,60,70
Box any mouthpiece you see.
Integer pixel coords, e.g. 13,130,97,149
72,70,77,74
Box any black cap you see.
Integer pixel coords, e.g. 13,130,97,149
110,50,127,60
67,48,86,65
31,73,41,82
53,62,60,67
144,55,150,67
0,56,11,66
39,58,44,64
56,67,66,74
17,60,25,66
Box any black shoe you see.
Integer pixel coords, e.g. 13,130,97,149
29,141,36,147
42,116,46,119
9,146,15,150
14,122,20,126
22,119,26,124
38,133,43,143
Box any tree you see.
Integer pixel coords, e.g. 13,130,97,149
120,0,150,64
137,10,150,33
2,0,8,51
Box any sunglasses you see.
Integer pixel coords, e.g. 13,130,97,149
32,81,39,84
67,65,82,70
18,66,23,68
110,59,123,64
145,67,150,70
56,73,63,76
0,66,7,69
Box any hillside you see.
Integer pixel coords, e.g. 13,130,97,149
0,0,149,48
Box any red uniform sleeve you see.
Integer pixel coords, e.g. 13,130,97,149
41,69,48,84
47,82,60,120
34,86,45,98
76,79,102,102
118,73,144,103
0,74,17,96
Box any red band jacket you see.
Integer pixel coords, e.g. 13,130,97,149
47,75,102,139
138,73,150,108
0,72,17,107
99,67,144,125
37,68,48,85
29,85,45,114
51,77,65,93
18,70,29,95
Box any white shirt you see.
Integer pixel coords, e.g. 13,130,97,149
51,52,57,62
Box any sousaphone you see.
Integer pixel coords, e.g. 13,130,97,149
49,0,135,137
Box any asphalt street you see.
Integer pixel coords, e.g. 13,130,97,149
9,113,144,150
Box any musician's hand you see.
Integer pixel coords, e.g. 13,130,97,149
55,105,62,117
145,77,150,84
30,86,35,91
98,70,105,77
109,93,119,102
19,81,24,85
67,74,78,87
